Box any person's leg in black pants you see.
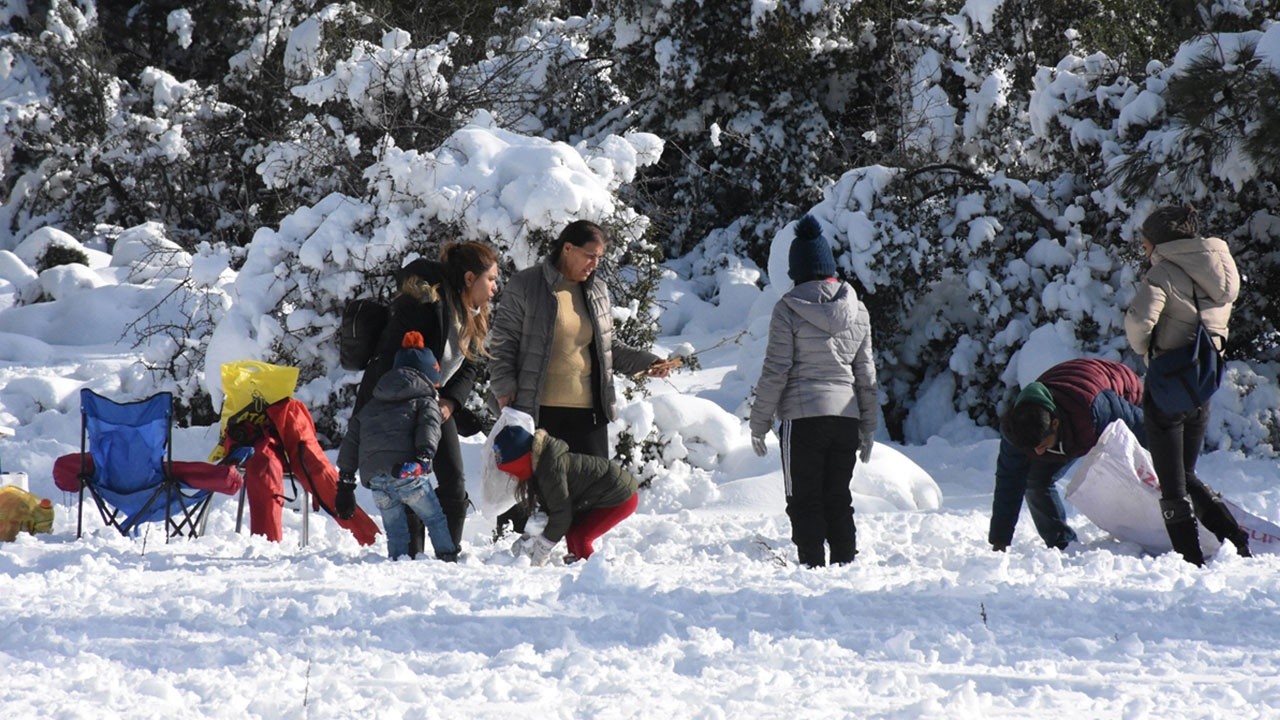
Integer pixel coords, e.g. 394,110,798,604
433,418,470,547
822,417,860,565
405,417,469,556
1145,394,1204,565
780,417,830,568
1176,403,1251,555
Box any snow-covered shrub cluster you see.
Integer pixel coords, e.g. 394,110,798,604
3,1,1279,456
208,114,664,440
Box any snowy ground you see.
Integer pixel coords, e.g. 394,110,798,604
3,336,1280,720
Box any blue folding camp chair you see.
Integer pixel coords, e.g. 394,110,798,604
73,389,222,539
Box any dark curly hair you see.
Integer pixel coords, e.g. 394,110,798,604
1000,402,1055,453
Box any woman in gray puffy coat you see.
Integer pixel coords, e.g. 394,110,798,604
489,220,669,532
1125,205,1250,565
749,215,879,568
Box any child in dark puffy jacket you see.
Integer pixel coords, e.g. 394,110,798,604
492,424,638,566
337,331,458,561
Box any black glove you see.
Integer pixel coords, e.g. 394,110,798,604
336,474,358,520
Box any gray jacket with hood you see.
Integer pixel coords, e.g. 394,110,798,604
1125,235,1238,361
749,279,878,437
337,367,442,483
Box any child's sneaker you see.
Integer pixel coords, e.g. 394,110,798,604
562,552,580,565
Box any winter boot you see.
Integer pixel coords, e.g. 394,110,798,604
829,538,857,566
1161,498,1205,567
796,544,827,569
1193,490,1252,558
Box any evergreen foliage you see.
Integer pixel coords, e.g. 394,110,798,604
2,0,1278,445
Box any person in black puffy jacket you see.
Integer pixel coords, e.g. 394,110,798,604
339,332,458,562
355,242,499,556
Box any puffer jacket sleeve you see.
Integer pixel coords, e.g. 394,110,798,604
612,341,661,376
749,300,796,437
414,394,443,460
536,438,575,543
488,272,529,403
440,358,479,413
337,413,361,476
1125,277,1167,359
586,277,660,376
852,300,878,434
1092,389,1146,449
989,436,1029,547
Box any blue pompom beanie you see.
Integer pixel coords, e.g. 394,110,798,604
493,425,534,465
788,215,837,282
393,331,443,386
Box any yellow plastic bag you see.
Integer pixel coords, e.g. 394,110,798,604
0,486,54,542
210,360,299,462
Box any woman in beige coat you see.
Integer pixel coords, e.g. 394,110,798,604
1125,205,1250,565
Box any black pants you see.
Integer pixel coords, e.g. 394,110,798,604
405,415,470,557
495,406,608,534
779,416,860,568
1144,394,1216,506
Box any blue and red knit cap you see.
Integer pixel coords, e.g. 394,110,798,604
493,425,534,481
394,331,442,386
788,214,837,282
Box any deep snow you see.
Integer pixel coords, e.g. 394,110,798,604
2,280,1279,718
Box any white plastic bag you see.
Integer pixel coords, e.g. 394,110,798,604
479,407,535,517
1065,420,1219,555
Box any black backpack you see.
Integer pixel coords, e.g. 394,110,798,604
338,298,390,371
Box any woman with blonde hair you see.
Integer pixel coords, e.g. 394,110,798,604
355,240,500,554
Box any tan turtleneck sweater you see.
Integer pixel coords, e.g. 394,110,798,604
541,278,595,408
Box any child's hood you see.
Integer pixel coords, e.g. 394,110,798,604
372,367,438,403
782,279,859,333
530,428,552,470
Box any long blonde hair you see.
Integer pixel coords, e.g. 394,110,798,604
440,241,498,361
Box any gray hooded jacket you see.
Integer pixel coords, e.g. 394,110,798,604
338,367,442,482
1125,235,1238,361
749,279,878,437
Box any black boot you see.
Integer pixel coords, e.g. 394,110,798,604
1193,490,1252,558
796,544,827,568
1161,498,1205,567
440,498,469,550
404,512,426,559
446,513,466,550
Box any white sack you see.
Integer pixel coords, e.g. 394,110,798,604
478,407,535,517
1065,420,1219,555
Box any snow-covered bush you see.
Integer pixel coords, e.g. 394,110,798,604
207,116,665,441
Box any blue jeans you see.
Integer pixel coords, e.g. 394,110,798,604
368,473,457,560
1024,462,1079,549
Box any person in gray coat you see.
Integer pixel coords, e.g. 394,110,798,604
489,219,670,533
1125,205,1250,565
749,214,879,568
336,331,458,561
